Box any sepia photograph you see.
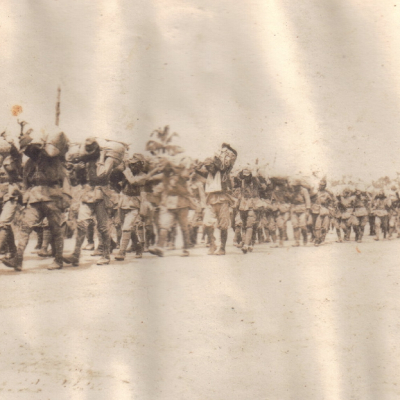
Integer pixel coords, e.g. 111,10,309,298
1,0,400,399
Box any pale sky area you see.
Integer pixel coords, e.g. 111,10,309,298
1,0,400,182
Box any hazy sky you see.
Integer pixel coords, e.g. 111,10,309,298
1,0,400,181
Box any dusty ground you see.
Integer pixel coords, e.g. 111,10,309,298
1,229,400,400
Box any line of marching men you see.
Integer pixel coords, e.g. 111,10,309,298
0,129,398,272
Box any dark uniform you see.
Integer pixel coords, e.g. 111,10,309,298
3,134,70,271
63,138,118,266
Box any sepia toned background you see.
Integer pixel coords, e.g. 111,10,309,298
1,1,400,400
1,0,400,180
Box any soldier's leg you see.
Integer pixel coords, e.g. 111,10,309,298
335,218,342,242
245,210,257,252
298,212,307,246
114,208,122,249
0,199,19,258
94,200,111,264
314,214,322,246
374,216,381,240
32,226,44,253
135,219,145,258
149,206,174,257
167,224,177,250
203,205,218,255
388,215,395,238
268,217,277,244
307,212,314,242
233,209,242,246
63,203,94,265
38,226,52,257
2,204,43,271
291,212,300,246
321,215,330,243
44,202,65,270
215,202,230,255
83,219,95,250
145,223,155,250
275,214,285,247
176,207,191,256
263,214,271,243
115,209,139,261
241,211,250,253
257,213,265,244
358,216,367,242
342,219,350,241
382,215,389,239
283,212,289,241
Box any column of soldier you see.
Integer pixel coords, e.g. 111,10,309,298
0,127,398,272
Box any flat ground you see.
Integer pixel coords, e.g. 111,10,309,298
0,228,400,400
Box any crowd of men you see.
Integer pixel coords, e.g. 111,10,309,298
0,127,398,272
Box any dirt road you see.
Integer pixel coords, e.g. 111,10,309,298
1,231,399,399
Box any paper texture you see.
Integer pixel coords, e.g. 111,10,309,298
1,1,400,399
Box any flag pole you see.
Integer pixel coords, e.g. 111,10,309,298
55,86,61,126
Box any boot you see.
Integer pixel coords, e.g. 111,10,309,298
206,227,216,255
127,232,138,253
191,226,199,246
116,225,122,249
302,228,308,246
47,260,63,270
2,254,22,271
115,231,131,261
265,229,271,243
233,227,242,247
272,229,284,247
257,228,264,244
38,228,52,257
320,229,327,245
284,227,289,241
32,227,43,254
354,226,360,243
292,228,300,247
358,226,364,243
135,242,144,259
215,229,227,255
336,228,342,243
244,227,253,246
145,225,154,252
63,226,86,266
83,242,95,251
83,221,95,250
314,229,321,247
62,254,80,266
96,257,110,265
149,228,167,257
91,246,103,256
167,227,177,250
98,232,111,264
0,227,16,259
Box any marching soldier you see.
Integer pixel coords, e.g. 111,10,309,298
372,189,390,241
311,179,334,246
62,138,121,266
289,179,311,247
2,130,70,271
196,143,237,255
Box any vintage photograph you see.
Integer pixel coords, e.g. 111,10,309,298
1,0,400,399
